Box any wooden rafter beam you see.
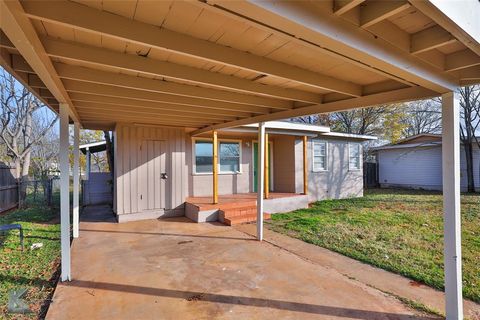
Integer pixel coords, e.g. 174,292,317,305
74,103,236,122
0,0,78,122
457,66,480,81
40,36,322,104
61,79,273,114
22,0,362,97
445,49,480,72
333,0,365,16
68,93,255,118
411,26,457,54
360,1,411,28
208,0,458,93
52,63,290,109
194,1,413,87
79,113,211,126
409,0,480,57
191,86,438,136
0,48,53,108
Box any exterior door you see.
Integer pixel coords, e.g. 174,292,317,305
253,142,273,192
139,140,167,211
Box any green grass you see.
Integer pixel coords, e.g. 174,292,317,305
0,195,60,319
267,188,480,303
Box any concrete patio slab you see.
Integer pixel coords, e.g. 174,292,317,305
46,215,440,320
235,224,480,320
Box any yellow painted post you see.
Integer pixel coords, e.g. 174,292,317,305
303,136,308,195
264,133,269,199
213,130,218,204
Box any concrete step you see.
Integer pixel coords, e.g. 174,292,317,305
223,213,271,226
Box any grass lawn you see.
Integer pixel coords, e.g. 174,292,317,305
267,188,480,303
0,197,60,319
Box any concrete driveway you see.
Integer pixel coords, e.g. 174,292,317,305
46,212,438,320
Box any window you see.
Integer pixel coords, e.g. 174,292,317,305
349,143,361,170
193,139,241,174
312,140,327,171
195,140,213,173
219,142,240,173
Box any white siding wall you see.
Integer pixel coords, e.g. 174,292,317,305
378,145,478,191
115,124,187,217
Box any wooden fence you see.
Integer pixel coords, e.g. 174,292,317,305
0,164,18,213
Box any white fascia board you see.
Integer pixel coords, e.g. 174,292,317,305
223,127,318,137
319,132,377,140
373,142,442,151
242,121,330,133
79,141,106,149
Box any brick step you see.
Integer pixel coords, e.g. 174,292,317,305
220,205,257,218
223,213,271,226
196,201,257,212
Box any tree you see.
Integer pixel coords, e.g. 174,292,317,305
401,99,442,137
0,69,58,203
459,85,480,193
290,114,331,126
329,106,391,136
30,127,59,179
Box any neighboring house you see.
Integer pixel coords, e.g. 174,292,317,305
113,121,375,223
375,134,479,191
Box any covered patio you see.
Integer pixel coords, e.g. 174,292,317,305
1,0,480,318
46,213,439,320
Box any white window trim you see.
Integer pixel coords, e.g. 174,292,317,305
312,139,328,172
192,137,243,175
348,142,362,171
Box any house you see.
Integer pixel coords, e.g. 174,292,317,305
375,134,479,191
1,0,479,317
114,121,376,223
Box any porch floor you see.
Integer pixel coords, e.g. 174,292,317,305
186,192,301,211
46,212,436,319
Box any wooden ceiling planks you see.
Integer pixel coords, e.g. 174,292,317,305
3,0,478,131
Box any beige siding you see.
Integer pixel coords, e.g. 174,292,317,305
115,124,187,216
295,137,364,202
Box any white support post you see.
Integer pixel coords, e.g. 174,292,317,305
442,91,463,320
73,122,80,238
59,103,71,281
257,122,265,241
86,148,91,180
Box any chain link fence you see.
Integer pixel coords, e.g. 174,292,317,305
19,177,59,208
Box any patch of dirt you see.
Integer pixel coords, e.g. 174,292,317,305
186,293,205,302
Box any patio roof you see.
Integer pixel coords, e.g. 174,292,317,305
1,0,479,132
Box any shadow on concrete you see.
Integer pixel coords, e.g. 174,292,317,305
81,205,116,223
78,228,256,241
66,280,440,320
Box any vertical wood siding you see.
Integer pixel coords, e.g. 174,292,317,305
115,124,187,215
